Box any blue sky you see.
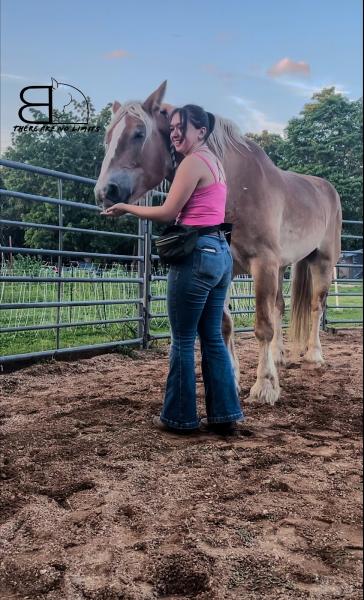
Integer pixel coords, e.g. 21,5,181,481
1,0,362,151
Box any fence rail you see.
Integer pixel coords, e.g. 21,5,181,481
0,159,362,365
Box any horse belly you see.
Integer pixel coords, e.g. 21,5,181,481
279,173,339,265
280,220,326,265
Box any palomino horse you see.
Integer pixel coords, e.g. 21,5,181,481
95,81,342,406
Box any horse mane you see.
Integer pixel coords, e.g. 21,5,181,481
207,115,252,159
105,101,251,158
104,101,154,146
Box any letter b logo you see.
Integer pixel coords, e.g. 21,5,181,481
18,86,53,124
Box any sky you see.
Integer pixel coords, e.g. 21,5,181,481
1,0,362,152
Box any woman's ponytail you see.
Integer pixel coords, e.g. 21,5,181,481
206,111,215,138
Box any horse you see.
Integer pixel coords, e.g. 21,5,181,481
94,81,342,406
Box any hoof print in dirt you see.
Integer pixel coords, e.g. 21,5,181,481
0,558,64,596
153,552,212,597
78,586,136,600
43,479,96,508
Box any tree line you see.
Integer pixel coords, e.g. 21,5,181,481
0,87,362,256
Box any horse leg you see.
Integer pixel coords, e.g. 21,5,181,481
222,303,240,392
303,254,333,366
271,267,286,366
248,257,281,406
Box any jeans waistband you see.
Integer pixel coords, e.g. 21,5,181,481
200,231,227,241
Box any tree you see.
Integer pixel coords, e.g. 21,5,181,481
245,130,286,165
0,100,140,257
279,88,363,222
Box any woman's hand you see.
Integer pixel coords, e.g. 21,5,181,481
100,203,128,217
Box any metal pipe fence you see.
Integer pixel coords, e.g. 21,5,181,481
0,159,362,365
0,159,146,364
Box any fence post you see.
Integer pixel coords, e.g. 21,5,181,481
137,213,145,346
137,193,152,349
142,192,152,349
56,179,63,349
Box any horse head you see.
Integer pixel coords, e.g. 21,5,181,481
95,81,177,208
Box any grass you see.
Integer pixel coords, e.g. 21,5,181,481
326,283,363,326
0,258,362,358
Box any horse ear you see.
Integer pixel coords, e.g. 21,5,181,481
142,81,167,114
112,101,121,114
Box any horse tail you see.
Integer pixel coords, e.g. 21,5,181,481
290,258,312,348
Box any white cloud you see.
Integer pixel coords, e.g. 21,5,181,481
248,66,351,99
1,73,28,81
272,77,350,98
230,95,285,134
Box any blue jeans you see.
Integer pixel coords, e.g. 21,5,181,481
160,233,244,430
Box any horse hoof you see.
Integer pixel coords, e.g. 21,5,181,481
302,360,325,371
248,378,280,406
302,349,325,369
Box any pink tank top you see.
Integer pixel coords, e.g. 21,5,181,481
176,153,227,226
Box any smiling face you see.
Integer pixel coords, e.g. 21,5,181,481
169,111,207,156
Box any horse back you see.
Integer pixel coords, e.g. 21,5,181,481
223,139,342,268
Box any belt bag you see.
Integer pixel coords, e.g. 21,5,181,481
155,223,232,265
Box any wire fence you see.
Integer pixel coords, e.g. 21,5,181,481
0,159,362,365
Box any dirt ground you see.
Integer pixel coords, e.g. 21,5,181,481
0,330,362,600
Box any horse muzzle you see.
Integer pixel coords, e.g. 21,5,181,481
105,182,132,204
95,172,134,207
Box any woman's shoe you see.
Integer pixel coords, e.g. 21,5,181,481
152,415,199,435
199,418,253,437
199,417,238,436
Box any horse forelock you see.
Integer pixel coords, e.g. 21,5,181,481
105,101,154,148
207,116,251,159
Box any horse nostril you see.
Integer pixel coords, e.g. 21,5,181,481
106,183,120,202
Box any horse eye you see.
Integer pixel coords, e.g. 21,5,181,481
133,130,145,140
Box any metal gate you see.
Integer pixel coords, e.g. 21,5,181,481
0,159,362,365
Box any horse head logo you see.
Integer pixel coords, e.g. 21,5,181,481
50,78,90,123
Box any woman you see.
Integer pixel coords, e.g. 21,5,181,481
101,104,244,435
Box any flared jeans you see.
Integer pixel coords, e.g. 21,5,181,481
160,233,244,430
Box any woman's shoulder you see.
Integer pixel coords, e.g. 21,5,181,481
178,153,207,173
193,150,226,182
184,151,216,169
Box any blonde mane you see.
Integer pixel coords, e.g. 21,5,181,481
105,101,251,159
207,115,252,159
104,101,154,146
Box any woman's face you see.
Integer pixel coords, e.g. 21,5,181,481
169,113,206,155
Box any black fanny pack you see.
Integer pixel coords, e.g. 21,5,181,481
155,223,232,265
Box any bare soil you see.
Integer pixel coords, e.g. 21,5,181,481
0,330,362,600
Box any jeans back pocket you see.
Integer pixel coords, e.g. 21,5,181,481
196,246,223,280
